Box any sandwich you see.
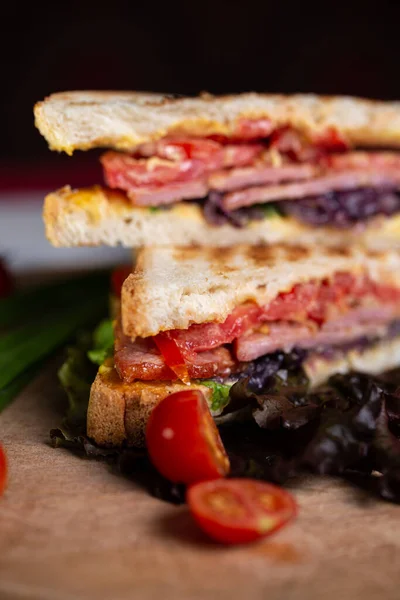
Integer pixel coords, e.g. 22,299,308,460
35,91,400,249
87,244,400,446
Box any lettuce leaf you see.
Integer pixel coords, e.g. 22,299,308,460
55,319,113,442
57,332,97,435
200,379,232,413
260,204,281,219
53,326,400,504
87,319,114,365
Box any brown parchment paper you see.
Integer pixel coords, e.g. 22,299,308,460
0,363,399,600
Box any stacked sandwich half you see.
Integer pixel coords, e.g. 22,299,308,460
35,91,400,446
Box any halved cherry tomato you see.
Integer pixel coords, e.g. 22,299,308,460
187,479,297,545
111,266,131,298
146,390,230,485
153,332,190,383
0,444,7,496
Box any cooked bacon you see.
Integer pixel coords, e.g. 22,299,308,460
115,338,175,381
236,306,398,361
326,151,400,171
102,152,202,189
222,169,400,210
235,322,313,361
167,274,376,358
165,274,400,358
103,141,400,209
102,141,262,188
115,337,235,383
208,163,317,192
128,180,208,206
102,140,264,205
116,274,400,382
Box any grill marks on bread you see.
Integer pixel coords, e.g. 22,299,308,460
172,245,348,274
35,91,400,154
121,245,400,339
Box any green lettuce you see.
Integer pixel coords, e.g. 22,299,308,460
53,319,113,445
260,205,281,219
87,319,114,365
200,379,233,414
57,332,96,434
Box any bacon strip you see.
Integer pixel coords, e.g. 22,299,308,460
103,146,400,209
128,180,208,206
115,275,400,383
102,140,264,206
236,306,398,361
208,163,317,192
222,170,400,210
114,338,235,383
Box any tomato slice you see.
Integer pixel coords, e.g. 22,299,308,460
169,303,262,355
0,444,7,496
234,118,274,140
111,266,131,298
187,479,297,544
146,390,230,485
313,127,350,153
156,138,223,167
153,332,190,383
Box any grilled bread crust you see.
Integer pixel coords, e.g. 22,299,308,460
87,336,400,447
43,185,400,250
87,367,211,447
35,91,400,154
121,245,400,339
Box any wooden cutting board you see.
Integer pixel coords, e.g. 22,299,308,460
0,362,399,600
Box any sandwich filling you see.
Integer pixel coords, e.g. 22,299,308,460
100,128,400,228
114,271,400,384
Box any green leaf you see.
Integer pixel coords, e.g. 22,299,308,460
260,205,281,219
58,332,98,434
200,380,233,414
0,270,110,408
87,319,114,365
50,427,118,457
0,297,107,390
0,270,109,330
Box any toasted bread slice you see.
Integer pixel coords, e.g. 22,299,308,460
87,365,211,447
35,91,400,154
121,245,400,339
87,336,400,447
43,185,400,250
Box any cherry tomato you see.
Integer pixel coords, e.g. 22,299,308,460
153,332,190,383
187,479,297,545
111,266,131,298
146,390,230,485
0,259,14,298
0,444,7,496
